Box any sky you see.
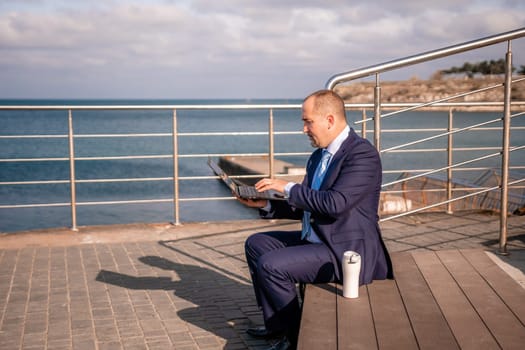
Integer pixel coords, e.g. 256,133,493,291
0,0,524,99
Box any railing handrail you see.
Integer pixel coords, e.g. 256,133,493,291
325,27,525,89
325,27,525,254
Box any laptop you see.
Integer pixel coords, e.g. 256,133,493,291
208,158,287,200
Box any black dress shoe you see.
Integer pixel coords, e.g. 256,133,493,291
266,337,291,350
246,326,283,339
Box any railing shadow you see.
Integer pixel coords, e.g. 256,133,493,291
96,255,268,349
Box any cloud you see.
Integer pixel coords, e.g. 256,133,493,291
0,0,524,98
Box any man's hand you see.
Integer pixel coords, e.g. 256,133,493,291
234,178,288,208
236,196,268,208
254,178,288,194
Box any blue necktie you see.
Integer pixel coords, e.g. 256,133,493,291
301,150,332,240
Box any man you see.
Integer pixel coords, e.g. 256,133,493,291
237,90,393,350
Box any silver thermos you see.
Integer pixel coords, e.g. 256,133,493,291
342,251,361,298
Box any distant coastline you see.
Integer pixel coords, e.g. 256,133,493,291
334,76,525,111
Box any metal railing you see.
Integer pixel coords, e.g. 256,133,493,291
0,29,524,256
0,103,302,231
326,27,525,253
1,101,523,232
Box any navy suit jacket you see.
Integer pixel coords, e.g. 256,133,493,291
263,128,393,284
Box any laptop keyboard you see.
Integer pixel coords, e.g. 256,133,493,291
238,185,260,198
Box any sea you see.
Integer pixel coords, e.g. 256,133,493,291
1,99,524,233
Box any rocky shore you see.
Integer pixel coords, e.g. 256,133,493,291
334,76,525,110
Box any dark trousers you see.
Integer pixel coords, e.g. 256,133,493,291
244,230,337,342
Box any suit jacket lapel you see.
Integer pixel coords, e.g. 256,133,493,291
318,128,354,189
307,149,323,187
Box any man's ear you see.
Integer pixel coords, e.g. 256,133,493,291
326,114,335,129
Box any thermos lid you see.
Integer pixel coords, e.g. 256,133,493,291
343,251,361,263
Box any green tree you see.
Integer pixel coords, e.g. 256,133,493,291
441,59,514,77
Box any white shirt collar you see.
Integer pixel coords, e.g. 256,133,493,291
325,125,350,157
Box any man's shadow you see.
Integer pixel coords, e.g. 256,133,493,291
96,255,267,349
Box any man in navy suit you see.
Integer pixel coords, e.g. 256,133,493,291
237,90,393,350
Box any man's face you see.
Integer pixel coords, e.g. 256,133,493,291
302,98,329,148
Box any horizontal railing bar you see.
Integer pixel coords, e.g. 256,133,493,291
2,101,525,112
0,180,70,185
0,152,313,163
381,117,503,153
382,77,525,119
0,135,68,139
3,166,516,186
76,177,173,183
0,202,70,209
380,126,525,133
180,131,304,136
383,187,493,194
75,133,172,138
382,168,482,175
7,181,525,209
76,197,239,206
381,176,525,222
178,131,268,137
4,126,523,141
380,186,499,222
382,151,503,187
179,197,237,202
383,165,525,174
3,181,523,209
5,179,525,209
359,82,505,124
385,145,522,153
382,169,442,174
1,125,522,149
0,157,69,162
380,128,448,133
386,149,446,153
2,143,520,164
177,152,312,158
383,145,524,187
76,199,173,206
75,155,172,161
511,110,525,117
385,147,504,153
0,104,302,111
179,152,271,158
382,184,525,194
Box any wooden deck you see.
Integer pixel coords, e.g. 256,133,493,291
297,249,525,349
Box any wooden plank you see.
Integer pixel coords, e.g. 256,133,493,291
336,284,378,349
297,249,525,350
461,249,525,324
367,279,418,349
437,250,525,349
412,250,500,349
392,252,459,349
297,283,337,350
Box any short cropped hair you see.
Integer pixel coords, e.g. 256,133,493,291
304,90,346,122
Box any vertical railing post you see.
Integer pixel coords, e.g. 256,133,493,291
269,108,275,179
499,41,513,254
67,109,78,231
447,109,454,214
172,109,181,226
361,109,367,139
374,74,382,150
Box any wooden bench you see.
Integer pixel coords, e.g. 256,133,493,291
297,249,525,349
